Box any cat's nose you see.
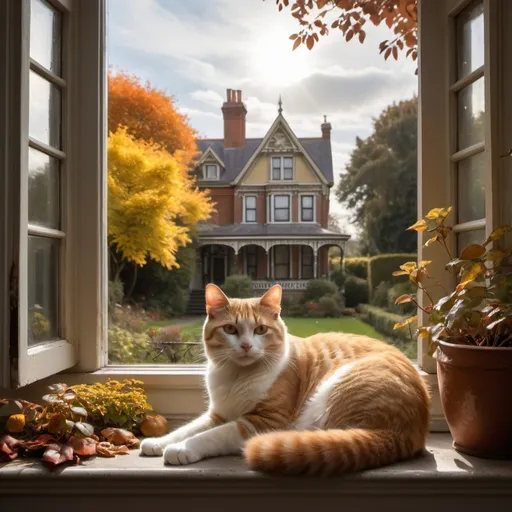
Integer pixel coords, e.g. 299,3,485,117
240,342,252,353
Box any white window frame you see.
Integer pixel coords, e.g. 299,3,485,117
243,194,257,223
1,0,107,388
299,193,315,223
270,155,294,181
269,193,291,223
202,163,219,180
418,0,501,376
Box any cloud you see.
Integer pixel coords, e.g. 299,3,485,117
190,89,224,108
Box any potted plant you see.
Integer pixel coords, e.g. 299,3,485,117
393,206,512,459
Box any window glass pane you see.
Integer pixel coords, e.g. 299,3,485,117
302,247,313,264
458,152,485,223
28,148,60,229
457,1,484,79
458,78,485,149
30,0,62,75
28,236,59,345
246,196,256,208
246,210,256,222
272,168,281,180
206,165,217,178
274,209,289,221
272,157,281,169
283,157,293,168
29,71,61,148
302,208,313,221
274,195,289,208
283,166,293,180
274,247,289,279
457,229,485,255
301,196,313,208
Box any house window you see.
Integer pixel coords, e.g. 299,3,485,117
204,164,219,180
28,0,64,345
273,246,289,279
246,246,257,278
301,246,314,279
453,1,485,254
271,156,293,180
244,195,257,223
273,195,290,222
300,195,314,222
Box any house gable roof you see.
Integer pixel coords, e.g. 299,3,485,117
195,116,333,186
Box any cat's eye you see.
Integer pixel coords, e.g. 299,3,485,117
254,325,268,335
223,324,237,335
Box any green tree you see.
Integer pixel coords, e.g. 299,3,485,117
336,97,417,255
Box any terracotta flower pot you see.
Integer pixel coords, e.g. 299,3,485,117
437,339,512,459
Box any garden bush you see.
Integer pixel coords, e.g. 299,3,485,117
330,267,345,289
371,281,392,309
318,295,343,317
367,253,417,294
108,325,151,364
304,278,338,302
387,281,417,315
221,274,253,298
108,279,124,317
357,304,416,342
344,276,369,307
344,257,368,279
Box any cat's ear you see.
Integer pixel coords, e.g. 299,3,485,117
205,283,229,316
260,284,282,312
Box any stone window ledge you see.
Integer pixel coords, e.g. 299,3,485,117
1,434,512,511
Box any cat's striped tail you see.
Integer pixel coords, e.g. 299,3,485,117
244,428,424,476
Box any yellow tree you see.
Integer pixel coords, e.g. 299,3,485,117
108,128,212,284
272,0,417,62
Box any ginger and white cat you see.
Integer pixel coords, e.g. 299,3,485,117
140,284,430,475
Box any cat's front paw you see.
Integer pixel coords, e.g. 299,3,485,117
163,442,202,465
140,437,165,457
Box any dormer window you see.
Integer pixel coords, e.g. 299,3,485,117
203,163,219,180
271,156,293,180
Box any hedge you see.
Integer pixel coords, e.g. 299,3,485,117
356,304,417,342
368,253,417,296
343,257,368,279
344,276,369,307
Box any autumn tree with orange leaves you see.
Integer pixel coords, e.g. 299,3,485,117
271,0,417,62
107,71,212,301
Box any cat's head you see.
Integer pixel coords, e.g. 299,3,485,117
202,284,287,367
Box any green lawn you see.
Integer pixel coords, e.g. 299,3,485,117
179,316,416,360
181,317,385,341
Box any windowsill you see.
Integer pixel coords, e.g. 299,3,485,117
2,434,512,508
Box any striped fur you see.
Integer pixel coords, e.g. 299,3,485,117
141,284,431,475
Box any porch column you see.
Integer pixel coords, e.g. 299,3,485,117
266,250,270,279
289,246,293,279
313,248,318,278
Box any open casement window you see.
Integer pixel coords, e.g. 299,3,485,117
0,0,107,388
418,0,504,374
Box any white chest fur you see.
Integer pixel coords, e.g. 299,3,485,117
206,347,290,421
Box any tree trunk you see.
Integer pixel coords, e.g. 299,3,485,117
125,264,138,300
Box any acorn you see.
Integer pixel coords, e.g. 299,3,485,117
140,415,168,437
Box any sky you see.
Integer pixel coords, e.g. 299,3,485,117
106,0,418,237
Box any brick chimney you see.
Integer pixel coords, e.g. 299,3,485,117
321,115,331,139
222,89,247,148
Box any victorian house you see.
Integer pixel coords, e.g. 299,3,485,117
188,88,348,305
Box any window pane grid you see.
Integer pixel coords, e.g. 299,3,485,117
28,0,65,344
301,195,314,222
271,156,293,180
245,196,257,223
274,247,289,279
273,195,290,222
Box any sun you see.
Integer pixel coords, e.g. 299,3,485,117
249,29,313,88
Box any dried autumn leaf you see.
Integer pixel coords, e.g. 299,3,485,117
42,443,75,467
96,441,129,458
74,422,94,437
68,436,97,457
395,294,413,305
0,435,23,462
6,413,25,433
424,235,440,248
456,262,486,292
292,37,301,50
101,428,140,448
407,219,427,231
459,244,486,260
486,248,511,264
484,225,512,245
393,315,418,330
418,327,430,339
22,434,57,455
